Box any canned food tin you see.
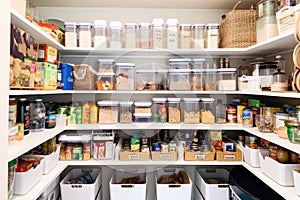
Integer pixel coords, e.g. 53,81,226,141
237,105,246,124
152,143,161,152
242,108,253,128
141,144,150,152
72,146,83,160
83,144,91,160
249,136,258,149
65,146,73,160
161,142,169,153
169,141,177,152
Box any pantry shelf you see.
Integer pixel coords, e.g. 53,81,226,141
243,162,299,200
9,90,73,96
12,163,67,200
8,126,65,161
10,9,64,50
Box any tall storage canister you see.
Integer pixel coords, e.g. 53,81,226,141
193,24,205,49
64,22,77,47
138,23,152,49
179,24,192,48
152,18,164,49
93,20,107,48
78,23,92,48
166,18,179,49
124,23,137,48
109,21,122,48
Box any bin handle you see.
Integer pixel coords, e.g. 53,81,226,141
168,184,181,188
121,184,135,188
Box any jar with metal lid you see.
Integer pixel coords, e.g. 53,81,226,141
152,98,167,123
200,98,215,124
97,100,119,123
138,23,152,49
119,101,133,124
271,67,288,91
167,98,181,124
166,18,179,49
115,63,135,90
30,99,46,131
193,24,205,49
124,23,137,48
183,98,200,124
109,21,122,48
179,24,192,48
206,23,219,48
93,20,107,48
64,22,77,47
152,18,164,49
78,23,92,48
97,59,115,73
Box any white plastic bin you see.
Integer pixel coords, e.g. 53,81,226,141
41,145,60,174
194,185,205,200
238,142,268,168
293,169,300,196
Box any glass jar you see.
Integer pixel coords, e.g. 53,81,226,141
206,23,219,48
203,69,218,90
93,20,107,48
192,24,205,49
169,69,191,91
97,101,119,124
257,0,278,18
152,18,164,49
109,21,122,48
183,98,200,124
30,99,46,131
285,120,300,144
119,101,133,123
124,23,137,48
271,68,288,91
200,98,215,124
256,114,273,132
217,68,237,91
97,59,115,73
96,73,115,90
152,98,167,123
64,22,77,47
78,23,92,48
169,58,192,69
191,69,204,91
179,24,192,48
138,23,152,49
115,63,135,90
167,98,181,124
166,18,179,49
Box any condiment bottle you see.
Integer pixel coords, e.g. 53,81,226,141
82,102,91,124
16,98,30,135
90,103,98,124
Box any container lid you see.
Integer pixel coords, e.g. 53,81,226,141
78,22,92,27
8,159,17,168
200,98,215,102
156,69,168,73
35,99,43,102
134,113,152,117
166,18,179,26
93,20,107,27
193,58,206,62
169,58,192,63
98,59,115,64
124,23,137,27
134,101,152,107
115,63,135,67
217,68,237,72
152,98,167,102
169,69,191,73
192,69,205,73
96,72,115,76
139,23,151,28
119,101,134,106
250,61,278,65
192,23,205,28
109,21,122,28
64,22,77,26
183,98,200,102
152,18,164,26
167,98,181,102
136,69,157,73
204,69,218,73
179,24,192,27
97,100,119,106
206,23,219,29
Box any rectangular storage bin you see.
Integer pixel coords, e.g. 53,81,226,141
238,142,268,168
169,69,191,91
293,169,300,196
184,147,215,161
110,168,147,200
259,151,300,186
14,157,45,195
92,130,115,160
151,150,177,161
136,69,157,90
217,68,236,91
216,147,243,162
60,168,102,200
194,185,205,200
115,63,135,90
196,168,229,200
156,168,192,200
98,101,119,124
40,144,60,174
38,176,60,200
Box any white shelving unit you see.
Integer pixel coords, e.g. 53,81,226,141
5,1,300,200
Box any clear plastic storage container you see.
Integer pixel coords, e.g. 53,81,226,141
152,18,164,49
152,98,167,123
119,101,134,124
193,24,205,49
191,69,205,91
217,68,237,91
204,69,218,90
167,98,181,124
97,101,119,123
78,23,92,48
134,101,152,114
138,23,152,49
136,69,157,90
96,73,115,90
169,69,191,91
109,21,122,48
124,23,137,48
206,23,219,48
179,24,192,48
97,59,115,73
169,58,192,69
200,98,215,124
115,63,135,90
64,22,77,47
93,20,107,48
134,113,152,123
166,18,179,49
192,58,206,69
183,98,200,124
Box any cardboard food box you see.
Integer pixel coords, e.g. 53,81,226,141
37,44,58,64
37,62,57,90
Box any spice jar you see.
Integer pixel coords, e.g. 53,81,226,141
115,63,135,90
206,23,219,48
93,20,107,48
64,22,77,47
167,98,181,124
30,99,46,131
97,59,115,73
138,23,152,49
78,23,92,48
124,23,137,48
200,98,215,124
96,73,115,90
166,18,179,49
183,98,200,124
152,18,164,49
152,98,167,123
179,24,192,48
97,101,119,124
192,24,205,49
119,101,133,124
109,21,122,48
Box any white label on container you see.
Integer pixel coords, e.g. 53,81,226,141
195,155,206,160
224,155,235,160
160,154,171,160
129,154,140,160
153,28,164,48
167,28,178,49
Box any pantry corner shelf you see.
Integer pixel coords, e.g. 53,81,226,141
7,126,65,161
10,9,64,50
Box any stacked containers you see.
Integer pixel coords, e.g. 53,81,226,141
167,98,181,124
134,101,152,122
97,59,115,90
115,63,135,90
169,59,192,91
183,98,200,124
64,22,77,47
93,20,107,48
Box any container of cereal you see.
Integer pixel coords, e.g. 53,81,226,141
169,69,191,91
97,59,115,73
119,101,133,124
169,58,192,69
203,69,218,90
167,98,181,124
134,101,152,114
200,98,215,124
97,101,119,123
191,69,205,91
217,68,237,91
96,73,115,90
183,98,200,124
152,98,167,123
115,63,135,90
64,22,77,47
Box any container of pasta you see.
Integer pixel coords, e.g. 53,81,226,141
200,98,215,124
183,98,200,124
97,101,119,124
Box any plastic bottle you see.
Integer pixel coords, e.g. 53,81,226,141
81,102,90,124
90,103,98,124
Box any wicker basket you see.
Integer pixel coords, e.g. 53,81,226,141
73,64,95,90
216,147,243,161
184,147,215,161
219,1,257,48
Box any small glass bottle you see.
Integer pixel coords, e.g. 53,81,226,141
124,23,137,48
30,99,46,131
93,20,107,48
216,99,226,124
166,18,179,49
152,18,164,49
138,23,152,49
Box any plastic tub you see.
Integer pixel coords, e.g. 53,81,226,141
115,63,135,90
